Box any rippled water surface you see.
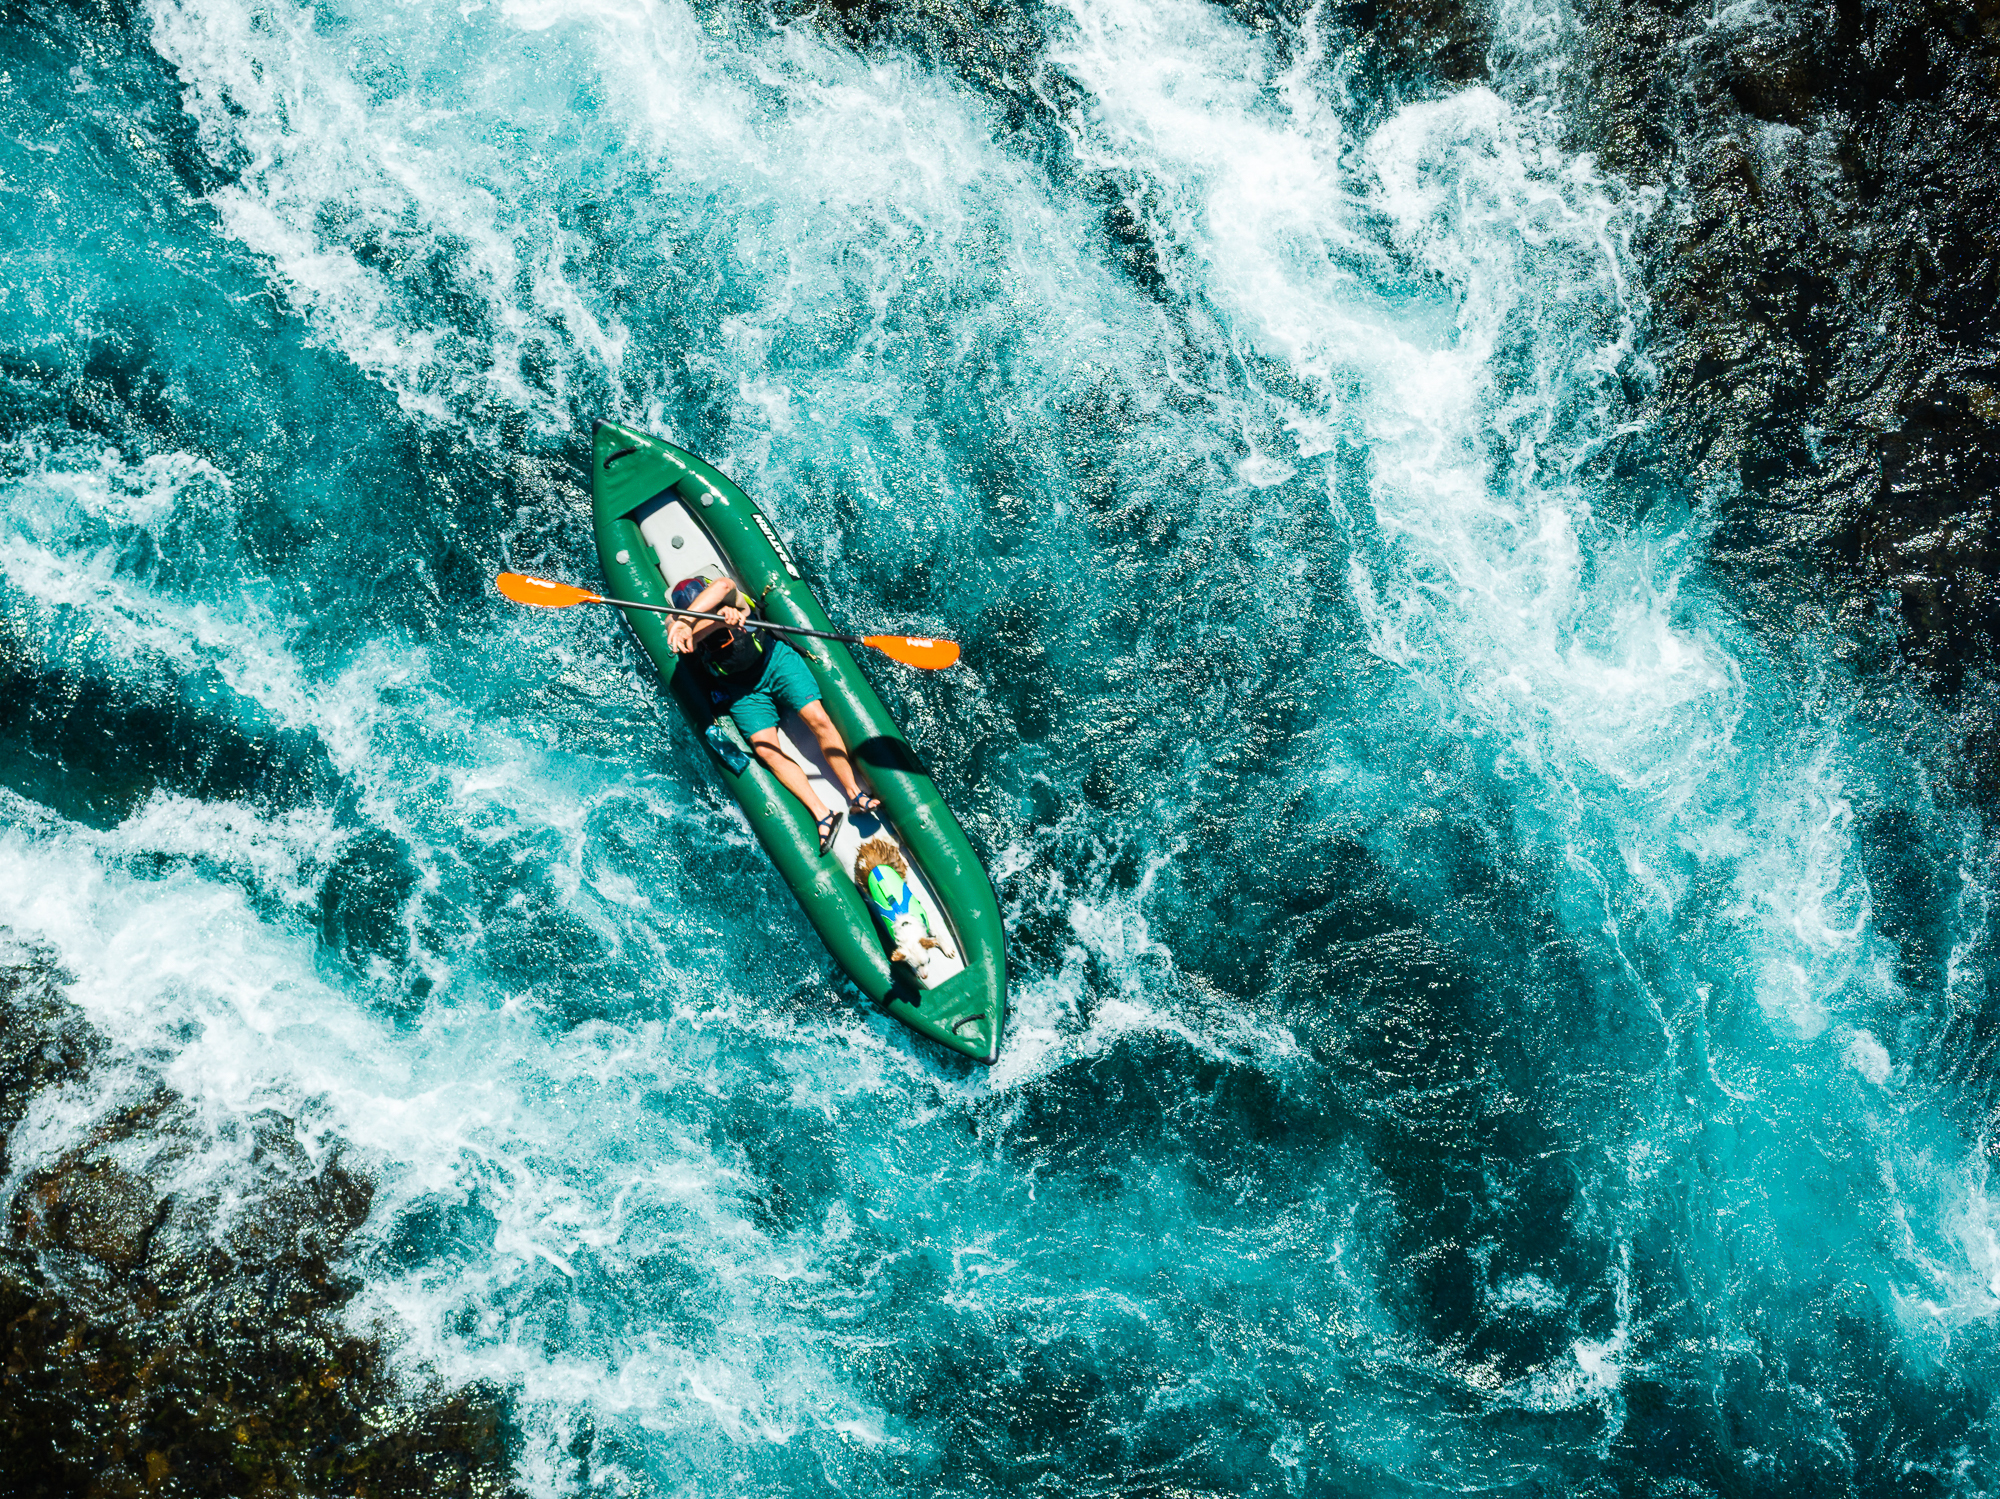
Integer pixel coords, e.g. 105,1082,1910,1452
3,0,1998,1491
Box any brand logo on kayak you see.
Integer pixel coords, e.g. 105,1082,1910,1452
753,514,801,579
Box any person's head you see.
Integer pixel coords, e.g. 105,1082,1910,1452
671,577,707,612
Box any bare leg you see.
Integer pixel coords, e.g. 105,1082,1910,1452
797,701,866,804
747,728,830,823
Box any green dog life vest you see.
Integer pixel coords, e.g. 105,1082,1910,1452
864,863,917,924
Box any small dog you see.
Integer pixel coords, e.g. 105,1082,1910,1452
853,836,958,984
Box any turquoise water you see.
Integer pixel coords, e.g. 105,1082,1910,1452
2,0,1997,1491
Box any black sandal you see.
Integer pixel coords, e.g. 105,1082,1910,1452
816,809,844,855
850,791,883,819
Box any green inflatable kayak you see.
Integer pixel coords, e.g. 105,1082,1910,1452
588,420,1006,1063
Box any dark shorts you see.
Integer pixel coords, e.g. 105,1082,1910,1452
712,637,821,737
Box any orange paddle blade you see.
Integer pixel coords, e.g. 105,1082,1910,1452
866,635,960,670
497,571,603,608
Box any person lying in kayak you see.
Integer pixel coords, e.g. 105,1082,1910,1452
665,574,882,853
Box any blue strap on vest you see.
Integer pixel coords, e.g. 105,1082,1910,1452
865,866,914,920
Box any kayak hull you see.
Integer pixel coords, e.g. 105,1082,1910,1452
588,420,1006,1063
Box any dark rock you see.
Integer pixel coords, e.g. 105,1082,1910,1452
1571,0,2000,762
0,940,97,1180
0,937,521,1496
1330,0,1491,86
14,1158,164,1270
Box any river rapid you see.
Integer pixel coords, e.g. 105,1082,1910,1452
2,0,1997,1491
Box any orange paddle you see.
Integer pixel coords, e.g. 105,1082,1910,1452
496,571,961,670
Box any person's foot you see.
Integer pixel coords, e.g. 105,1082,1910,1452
816,809,844,855
850,790,883,818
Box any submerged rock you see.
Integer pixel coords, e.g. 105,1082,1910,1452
0,938,518,1497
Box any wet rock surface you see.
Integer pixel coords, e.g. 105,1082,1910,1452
0,938,517,1497
1572,0,2000,751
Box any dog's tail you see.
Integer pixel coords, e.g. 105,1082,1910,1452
853,835,908,887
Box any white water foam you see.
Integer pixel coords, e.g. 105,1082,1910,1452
0,802,927,1484
144,0,1147,457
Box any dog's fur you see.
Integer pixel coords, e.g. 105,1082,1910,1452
853,837,957,982
853,837,907,883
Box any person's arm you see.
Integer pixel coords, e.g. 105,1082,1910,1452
666,576,749,653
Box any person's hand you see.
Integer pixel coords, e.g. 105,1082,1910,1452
718,604,747,628
667,620,693,653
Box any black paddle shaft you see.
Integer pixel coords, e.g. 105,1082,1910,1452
593,595,866,647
